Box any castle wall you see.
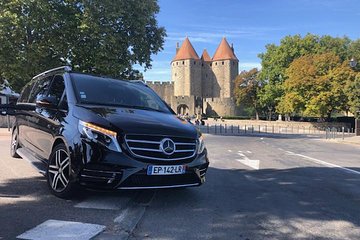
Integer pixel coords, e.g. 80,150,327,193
201,62,215,98
212,60,237,99
172,59,202,97
146,81,174,108
204,97,236,117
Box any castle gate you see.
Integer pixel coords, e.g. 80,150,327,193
177,104,189,115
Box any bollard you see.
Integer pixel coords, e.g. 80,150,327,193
231,125,234,134
251,125,254,134
225,124,227,134
215,124,217,134
220,124,222,134
342,127,345,140
245,125,247,134
272,125,274,134
258,125,261,133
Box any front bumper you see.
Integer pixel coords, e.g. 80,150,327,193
75,140,209,190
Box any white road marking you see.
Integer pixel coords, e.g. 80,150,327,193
278,148,283,151
286,152,360,176
236,153,260,170
75,195,131,210
246,151,252,154
17,220,105,240
237,159,260,170
228,150,233,152
238,150,243,153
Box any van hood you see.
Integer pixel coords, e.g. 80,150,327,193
73,105,198,139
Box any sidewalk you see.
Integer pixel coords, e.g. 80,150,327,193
333,136,360,146
0,128,11,137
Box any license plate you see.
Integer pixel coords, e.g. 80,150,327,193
147,165,186,175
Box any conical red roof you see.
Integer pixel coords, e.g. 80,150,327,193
212,38,238,61
201,49,212,62
172,37,200,61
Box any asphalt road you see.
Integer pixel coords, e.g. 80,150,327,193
1,133,360,239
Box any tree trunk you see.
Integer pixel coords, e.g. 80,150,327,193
327,112,332,121
255,111,259,121
268,110,272,121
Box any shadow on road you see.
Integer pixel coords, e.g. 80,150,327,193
135,166,360,239
1,166,360,239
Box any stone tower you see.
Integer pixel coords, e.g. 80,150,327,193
149,37,240,117
171,37,202,97
211,37,239,99
200,49,214,98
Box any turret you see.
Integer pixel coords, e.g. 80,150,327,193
201,49,213,98
171,37,202,97
212,37,239,99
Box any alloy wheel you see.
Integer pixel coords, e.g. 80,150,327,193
48,149,70,192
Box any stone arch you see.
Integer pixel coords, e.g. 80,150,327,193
177,104,189,115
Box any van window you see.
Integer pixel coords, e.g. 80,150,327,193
48,75,65,105
18,83,34,103
28,76,53,103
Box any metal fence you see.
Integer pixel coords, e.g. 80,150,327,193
196,124,355,139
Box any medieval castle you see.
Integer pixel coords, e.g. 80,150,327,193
147,37,239,116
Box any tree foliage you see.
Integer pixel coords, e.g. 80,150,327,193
277,53,356,119
234,68,262,120
0,0,166,91
257,34,360,119
346,73,360,118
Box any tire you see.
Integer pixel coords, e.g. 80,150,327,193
47,143,77,199
10,128,20,158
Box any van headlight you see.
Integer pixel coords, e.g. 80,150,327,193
197,135,205,154
78,120,122,152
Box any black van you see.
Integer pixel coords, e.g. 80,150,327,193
1,66,209,198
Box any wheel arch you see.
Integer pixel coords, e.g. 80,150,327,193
51,137,70,154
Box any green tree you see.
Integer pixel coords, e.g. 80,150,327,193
0,0,166,91
278,53,356,119
258,34,354,118
258,82,283,120
234,68,262,120
346,73,360,118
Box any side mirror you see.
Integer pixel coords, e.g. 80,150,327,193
36,96,58,109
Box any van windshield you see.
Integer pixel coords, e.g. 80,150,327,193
70,73,171,113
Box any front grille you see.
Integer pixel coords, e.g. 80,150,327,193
125,134,197,161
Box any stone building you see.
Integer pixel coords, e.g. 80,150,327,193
147,37,239,117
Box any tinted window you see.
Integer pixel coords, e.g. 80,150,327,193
70,73,170,113
48,75,65,105
18,82,34,103
28,76,53,103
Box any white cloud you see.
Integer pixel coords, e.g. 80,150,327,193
239,62,262,70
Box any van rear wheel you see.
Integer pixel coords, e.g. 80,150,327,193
10,129,20,158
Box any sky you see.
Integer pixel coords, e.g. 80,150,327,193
140,0,360,82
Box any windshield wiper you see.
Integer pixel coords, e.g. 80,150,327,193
122,105,166,113
79,102,166,113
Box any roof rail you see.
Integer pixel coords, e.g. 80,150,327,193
32,66,72,80
130,80,147,85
